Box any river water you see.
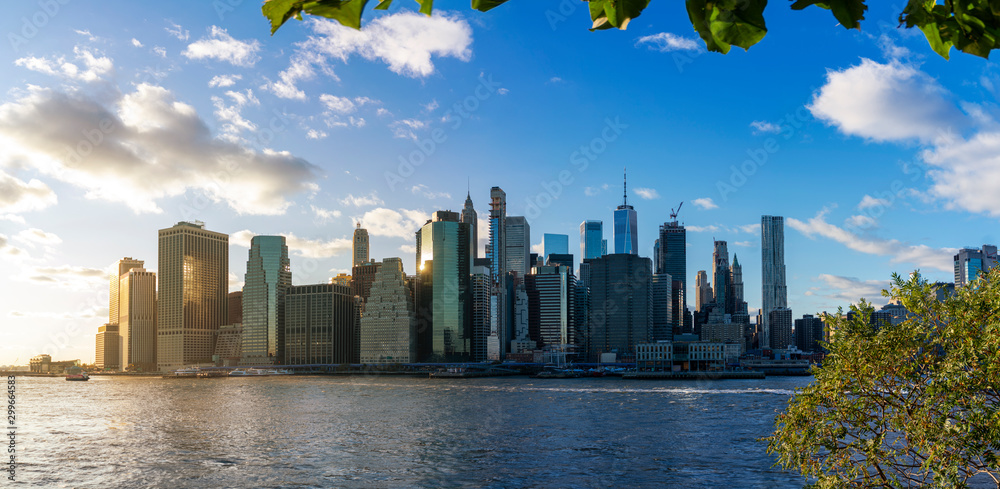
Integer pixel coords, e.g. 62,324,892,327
9,375,812,488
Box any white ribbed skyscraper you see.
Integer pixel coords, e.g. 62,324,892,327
760,215,787,349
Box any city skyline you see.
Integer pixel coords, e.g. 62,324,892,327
0,1,994,365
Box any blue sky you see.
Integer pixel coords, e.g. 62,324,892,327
1,1,997,365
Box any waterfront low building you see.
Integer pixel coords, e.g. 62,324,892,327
637,340,741,372
29,354,81,374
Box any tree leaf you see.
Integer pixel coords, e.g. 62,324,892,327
589,0,651,31
790,0,867,30
375,0,393,10
302,0,371,30
263,0,308,35
471,0,510,12
686,0,768,54
415,0,433,16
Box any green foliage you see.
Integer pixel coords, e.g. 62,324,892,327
262,0,1000,60
767,270,1000,487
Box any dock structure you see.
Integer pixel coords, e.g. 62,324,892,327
623,371,765,380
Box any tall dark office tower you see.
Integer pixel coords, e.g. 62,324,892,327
761,215,787,349
462,191,478,261
769,307,794,350
525,265,578,349
653,239,660,273
580,220,603,261
794,314,825,353
712,240,730,313
351,260,381,303
157,221,228,372
241,235,291,366
228,291,243,325
657,218,687,327
487,187,508,359
650,273,673,342
505,216,531,277
614,169,638,255
415,211,473,362
584,254,652,362
284,284,358,365
470,263,491,362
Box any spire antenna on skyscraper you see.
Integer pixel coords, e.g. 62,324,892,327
623,167,628,206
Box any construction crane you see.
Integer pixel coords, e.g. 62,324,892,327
670,201,683,221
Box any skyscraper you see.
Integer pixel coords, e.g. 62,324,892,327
241,235,291,366
584,253,653,362
543,233,569,262
525,264,579,349
712,240,730,313
769,307,794,350
613,169,638,255
462,191,478,261
119,268,157,371
352,222,370,267
284,283,358,365
157,221,229,372
729,254,748,317
470,264,491,362
954,245,998,287
487,187,507,359
650,273,673,342
580,220,603,261
505,216,531,278
359,258,417,364
695,270,712,312
761,215,788,350
109,257,144,325
794,314,825,353
95,323,120,371
415,211,473,362
658,219,687,328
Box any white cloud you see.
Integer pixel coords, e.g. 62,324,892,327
636,32,701,52
788,208,956,272
845,214,876,228
306,129,328,140
165,22,189,41
423,100,439,112
261,54,320,100
305,13,472,78
633,187,659,200
922,133,1000,217
183,26,261,67
131,38,143,48
311,205,341,221
549,77,563,84
857,195,890,209
687,225,719,233
399,244,417,254
692,197,718,210
15,46,113,83
208,74,241,88
411,184,451,200
20,264,106,290
152,46,167,58
211,89,259,136
584,184,609,197
814,274,891,307
320,94,356,114
497,88,510,95
733,240,754,247
0,235,27,260
808,59,966,143
390,118,428,140
232,229,352,259
14,228,61,247
0,84,320,215
229,271,244,292
339,192,384,207
0,170,57,214
358,207,429,239
750,120,781,134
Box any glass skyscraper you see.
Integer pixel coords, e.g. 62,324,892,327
614,169,638,255
415,211,473,362
580,220,603,261
657,220,687,329
954,245,997,287
241,235,291,366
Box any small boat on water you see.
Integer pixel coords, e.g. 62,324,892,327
65,366,89,381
